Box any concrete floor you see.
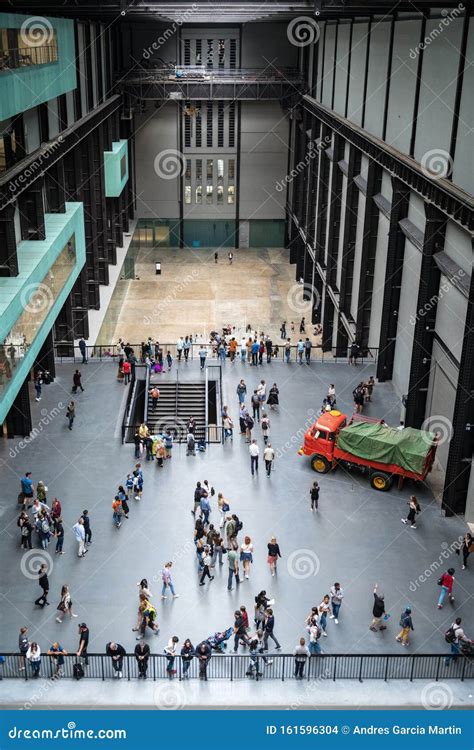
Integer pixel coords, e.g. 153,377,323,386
0,359,472,706
98,247,316,345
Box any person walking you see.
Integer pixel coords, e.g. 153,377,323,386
223,411,234,442
396,607,414,646
437,568,456,609
261,412,270,444
77,622,89,666
251,390,261,422
122,359,131,384
199,546,215,586
236,379,247,405
82,510,92,546
161,562,179,599
198,345,207,370
78,337,87,364
66,400,75,431
106,642,126,678
304,337,312,364
294,637,310,679
211,533,225,567
244,412,254,443
318,595,330,636
34,374,42,402
369,583,387,631
34,563,50,607
217,494,228,530
263,443,274,476
149,386,160,410
240,536,254,580
228,251,233,264
267,383,279,410
72,369,84,393
176,337,184,362
456,532,473,570
249,439,259,475
72,517,87,558
53,514,64,553
232,610,250,652
251,340,259,366
180,639,195,679
56,584,78,622
267,536,281,576
284,339,291,363
329,583,344,624
135,639,150,679
18,511,33,550
401,495,420,529
265,337,273,363
280,321,287,339
299,317,306,334
444,618,469,666
164,636,179,678
227,545,240,590
20,472,34,508
263,608,281,651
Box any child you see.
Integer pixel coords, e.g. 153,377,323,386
240,605,250,632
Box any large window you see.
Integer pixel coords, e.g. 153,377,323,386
182,156,236,207
0,26,58,71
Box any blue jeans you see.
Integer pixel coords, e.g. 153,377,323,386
438,586,451,607
241,350,246,361
332,603,341,619
56,536,64,552
445,643,460,665
31,660,41,677
320,613,327,631
285,350,290,363
308,641,321,655
162,582,175,596
228,568,240,589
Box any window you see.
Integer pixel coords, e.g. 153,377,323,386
218,39,225,68
217,185,224,205
196,159,202,179
206,101,213,147
196,185,202,204
195,39,202,66
229,38,237,69
227,185,235,204
217,159,224,178
185,159,192,179
206,185,213,204
184,185,191,204
217,102,224,148
195,101,202,147
228,102,236,148
228,159,235,179
206,159,213,179
0,26,58,71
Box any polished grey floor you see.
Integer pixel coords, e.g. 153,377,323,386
0,356,472,672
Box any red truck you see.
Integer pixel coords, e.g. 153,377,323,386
298,411,437,491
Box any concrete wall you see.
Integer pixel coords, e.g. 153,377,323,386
368,212,390,349
349,191,366,320
346,22,369,126
364,21,391,139
425,339,458,476
240,102,288,220
240,22,297,67
452,22,474,194
333,23,350,117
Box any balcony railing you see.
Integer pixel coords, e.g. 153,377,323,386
0,45,58,71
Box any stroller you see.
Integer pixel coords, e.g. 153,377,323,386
205,627,233,653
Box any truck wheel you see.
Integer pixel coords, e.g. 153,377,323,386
311,455,330,474
370,472,392,491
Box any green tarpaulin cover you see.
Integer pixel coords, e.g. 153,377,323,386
337,422,435,475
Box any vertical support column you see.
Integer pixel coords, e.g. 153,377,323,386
404,205,445,428
0,204,19,276
44,159,66,214
442,269,474,517
355,161,382,351
34,328,56,381
5,376,32,438
376,177,409,382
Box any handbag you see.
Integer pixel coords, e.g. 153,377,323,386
57,601,66,612
17,492,26,504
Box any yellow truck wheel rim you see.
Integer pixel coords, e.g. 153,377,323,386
373,476,386,489
314,458,326,472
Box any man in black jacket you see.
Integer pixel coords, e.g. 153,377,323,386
106,642,126,678
196,641,212,680
135,640,150,679
369,583,387,631
77,623,89,666
34,564,49,607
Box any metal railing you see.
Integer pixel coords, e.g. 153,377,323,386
2,653,472,682
51,344,378,366
0,44,58,71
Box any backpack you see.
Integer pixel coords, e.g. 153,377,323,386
236,520,243,532
246,416,254,430
21,525,30,537
444,626,456,644
73,662,84,680
41,519,50,534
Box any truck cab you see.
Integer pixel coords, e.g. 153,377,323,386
300,410,347,472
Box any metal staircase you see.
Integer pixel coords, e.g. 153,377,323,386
146,380,206,442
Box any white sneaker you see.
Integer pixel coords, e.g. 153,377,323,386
161,596,167,599
334,619,339,625
329,614,335,619
72,613,78,618
401,519,407,524
173,594,180,598
55,617,62,623
118,671,122,678
323,631,327,637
